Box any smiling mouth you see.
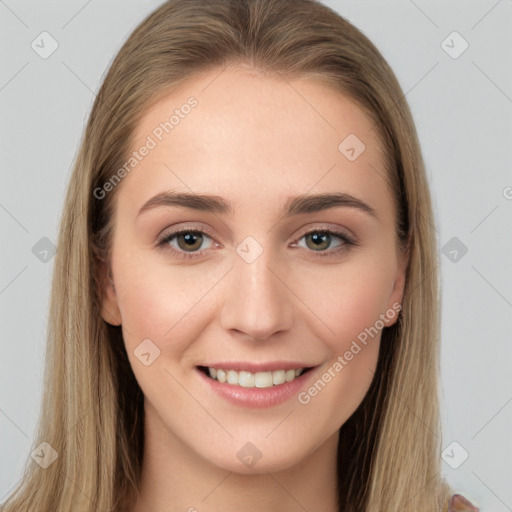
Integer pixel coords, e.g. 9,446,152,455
197,366,314,389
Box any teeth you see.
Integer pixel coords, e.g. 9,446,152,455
254,371,273,388
238,371,254,387
285,369,296,382
205,367,305,388
227,370,239,385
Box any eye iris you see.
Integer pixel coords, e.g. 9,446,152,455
177,232,203,251
306,232,331,251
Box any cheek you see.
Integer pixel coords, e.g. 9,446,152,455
112,251,226,353
293,252,397,352
293,261,389,424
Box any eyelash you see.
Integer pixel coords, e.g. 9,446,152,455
156,227,357,260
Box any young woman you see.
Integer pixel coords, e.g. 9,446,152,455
2,1,479,511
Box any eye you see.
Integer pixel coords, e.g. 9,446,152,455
156,228,217,259
156,226,356,261
294,229,356,257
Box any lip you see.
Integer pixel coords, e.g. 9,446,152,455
196,364,318,409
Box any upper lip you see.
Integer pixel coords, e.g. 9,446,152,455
197,362,316,373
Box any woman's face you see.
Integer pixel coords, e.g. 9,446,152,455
99,64,407,473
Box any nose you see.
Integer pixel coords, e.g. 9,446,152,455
219,244,294,341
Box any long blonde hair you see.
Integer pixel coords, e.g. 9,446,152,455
2,1,452,510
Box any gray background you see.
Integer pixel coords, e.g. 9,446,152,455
1,0,511,509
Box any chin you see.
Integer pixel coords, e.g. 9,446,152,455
197,432,320,476
215,450,306,475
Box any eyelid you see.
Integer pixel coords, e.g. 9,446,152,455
294,223,355,242
155,223,218,246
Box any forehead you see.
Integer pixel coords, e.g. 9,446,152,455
120,65,393,219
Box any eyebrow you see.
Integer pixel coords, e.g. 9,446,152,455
137,191,377,219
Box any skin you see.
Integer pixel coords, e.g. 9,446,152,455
99,63,408,512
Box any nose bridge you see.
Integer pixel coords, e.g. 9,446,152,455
219,238,293,340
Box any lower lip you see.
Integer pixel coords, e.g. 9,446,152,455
196,367,316,409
